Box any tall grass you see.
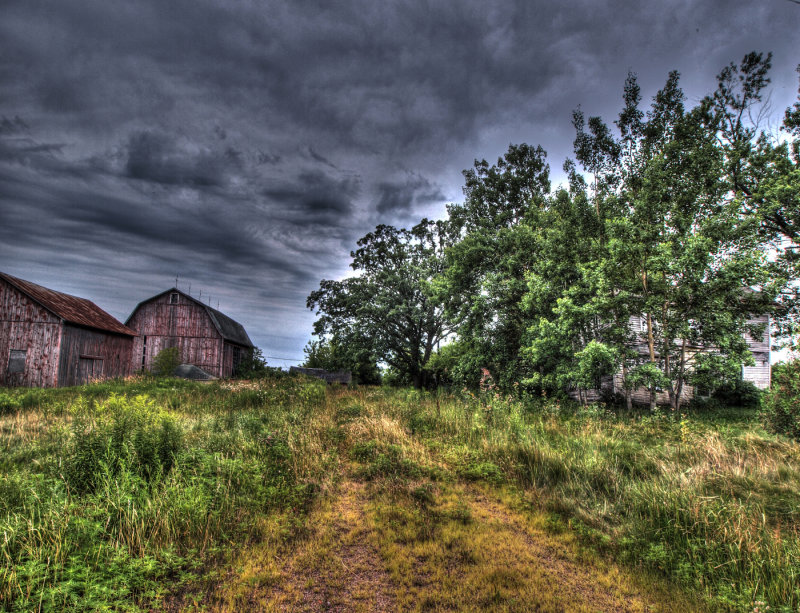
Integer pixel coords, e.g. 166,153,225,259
0,376,333,611
3,380,798,611
369,388,800,611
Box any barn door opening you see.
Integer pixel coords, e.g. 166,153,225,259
78,356,104,384
232,346,243,376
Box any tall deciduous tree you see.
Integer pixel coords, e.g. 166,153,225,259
710,57,800,342
441,144,553,388
556,56,782,410
307,219,453,388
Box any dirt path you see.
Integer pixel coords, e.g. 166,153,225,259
198,478,699,612
250,478,396,612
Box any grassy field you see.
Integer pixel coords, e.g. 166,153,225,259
1,377,798,611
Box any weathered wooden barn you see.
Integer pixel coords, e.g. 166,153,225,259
0,272,136,387
126,288,253,378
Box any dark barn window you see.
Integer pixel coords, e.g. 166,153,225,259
8,349,26,374
170,293,178,304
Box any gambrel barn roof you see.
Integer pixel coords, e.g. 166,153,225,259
0,271,136,336
125,288,253,347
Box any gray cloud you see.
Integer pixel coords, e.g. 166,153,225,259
376,174,445,215
1,0,799,359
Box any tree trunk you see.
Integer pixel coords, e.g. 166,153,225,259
668,388,677,411
674,339,687,412
622,361,632,411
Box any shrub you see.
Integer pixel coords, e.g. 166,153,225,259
151,347,181,376
713,377,762,408
761,361,800,441
0,391,21,415
234,347,272,379
65,394,183,492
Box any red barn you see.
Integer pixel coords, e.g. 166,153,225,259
0,272,136,387
126,288,253,378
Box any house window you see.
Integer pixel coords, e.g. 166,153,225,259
8,349,26,374
170,293,178,304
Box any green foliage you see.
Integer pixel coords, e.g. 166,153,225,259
303,338,381,385
65,394,183,492
442,144,553,389
234,347,272,379
151,346,181,376
427,52,794,407
712,378,763,408
573,341,617,393
308,219,454,388
762,361,800,440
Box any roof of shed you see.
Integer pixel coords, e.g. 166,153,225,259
126,288,254,348
0,271,137,336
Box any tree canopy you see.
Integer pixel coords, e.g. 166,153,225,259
307,219,453,388
307,52,799,403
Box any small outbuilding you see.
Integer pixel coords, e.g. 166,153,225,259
290,366,352,385
126,288,253,378
0,271,136,387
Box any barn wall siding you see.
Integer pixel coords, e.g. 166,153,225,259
0,279,62,387
57,325,133,386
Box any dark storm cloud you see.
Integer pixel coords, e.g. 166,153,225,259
263,169,360,220
1,0,799,358
123,131,231,187
376,175,445,215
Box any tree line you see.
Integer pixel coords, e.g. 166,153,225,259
306,52,800,408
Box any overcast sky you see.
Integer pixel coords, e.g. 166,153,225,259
1,1,799,366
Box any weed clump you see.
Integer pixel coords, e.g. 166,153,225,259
351,440,424,481
762,361,800,441
65,394,182,492
0,391,21,415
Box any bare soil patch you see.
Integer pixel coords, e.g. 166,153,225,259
259,479,395,612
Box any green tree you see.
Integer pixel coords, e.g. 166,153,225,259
307,219,453,388
441,144,555,388
559,57,781,410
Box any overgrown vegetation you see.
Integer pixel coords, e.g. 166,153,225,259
0,376,331,611
307,53,799,401
2,378,798,611
150,346,181,376
763,361,800,440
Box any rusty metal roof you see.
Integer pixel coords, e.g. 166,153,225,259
0,272,137,336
